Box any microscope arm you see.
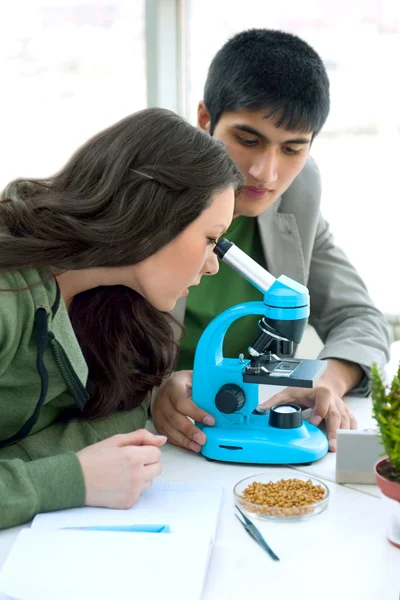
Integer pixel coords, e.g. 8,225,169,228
193,301,267,369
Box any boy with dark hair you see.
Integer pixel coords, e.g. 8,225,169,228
152,29,390,453
203,29,330,138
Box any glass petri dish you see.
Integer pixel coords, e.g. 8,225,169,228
234,472,329,521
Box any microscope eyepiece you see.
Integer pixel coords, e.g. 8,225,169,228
213,238,275,294
213,238,232,259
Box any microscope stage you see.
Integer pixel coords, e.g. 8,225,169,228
243,357,327,388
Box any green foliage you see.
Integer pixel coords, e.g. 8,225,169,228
371,362,400,475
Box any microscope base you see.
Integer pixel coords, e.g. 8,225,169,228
200,422,328,464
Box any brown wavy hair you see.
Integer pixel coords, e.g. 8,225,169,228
0,107,243,418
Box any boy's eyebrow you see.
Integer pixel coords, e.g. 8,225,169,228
232,124,311,145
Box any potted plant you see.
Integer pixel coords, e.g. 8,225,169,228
371,362,400,549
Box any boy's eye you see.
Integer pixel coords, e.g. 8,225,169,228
235,135,258,147
207,237,218,245
282,146,301,156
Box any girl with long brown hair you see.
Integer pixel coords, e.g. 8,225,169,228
0,107,243,528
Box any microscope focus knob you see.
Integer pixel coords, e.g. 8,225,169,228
269,404,302,429
215,384,245,414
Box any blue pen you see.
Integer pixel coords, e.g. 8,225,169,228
61,524,170,533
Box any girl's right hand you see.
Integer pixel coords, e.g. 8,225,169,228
77,429,166,509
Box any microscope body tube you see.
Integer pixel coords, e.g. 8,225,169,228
214,239,275,295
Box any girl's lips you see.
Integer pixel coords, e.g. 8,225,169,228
243,187,271,200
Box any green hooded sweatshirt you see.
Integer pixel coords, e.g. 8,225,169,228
0,267,148,529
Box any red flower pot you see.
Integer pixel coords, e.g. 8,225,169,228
374,457,400,549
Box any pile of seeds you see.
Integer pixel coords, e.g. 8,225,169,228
239,477,326,517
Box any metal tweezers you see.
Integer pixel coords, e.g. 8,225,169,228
235,505,280,561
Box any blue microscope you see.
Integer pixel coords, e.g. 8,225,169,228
192,238,329,464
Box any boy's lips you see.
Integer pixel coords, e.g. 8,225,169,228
243,186,273,199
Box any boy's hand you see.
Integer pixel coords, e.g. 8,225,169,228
258,385,357,452
152,370,215,452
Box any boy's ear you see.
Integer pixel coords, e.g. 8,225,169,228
197,101,211,132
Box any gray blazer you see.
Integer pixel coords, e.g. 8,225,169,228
172,157,391,395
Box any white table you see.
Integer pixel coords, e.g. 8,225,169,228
1,395,399,600
156,398,399,600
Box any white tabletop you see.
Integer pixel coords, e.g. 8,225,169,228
157,393,398,599
0,395,399,600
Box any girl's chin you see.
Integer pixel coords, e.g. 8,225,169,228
153,289,189,312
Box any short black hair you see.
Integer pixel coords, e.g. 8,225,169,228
204,29,330,136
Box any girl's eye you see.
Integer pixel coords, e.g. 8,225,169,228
207,237,218,245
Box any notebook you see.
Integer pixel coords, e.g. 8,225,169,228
0,482,224,600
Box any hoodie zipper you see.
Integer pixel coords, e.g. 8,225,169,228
48,331,89,411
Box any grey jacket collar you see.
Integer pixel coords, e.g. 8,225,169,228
257,195,306,284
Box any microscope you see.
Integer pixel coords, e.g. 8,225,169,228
192,238,329,464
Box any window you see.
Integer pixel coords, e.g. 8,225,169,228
184,0,400,313
0,0,146,188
